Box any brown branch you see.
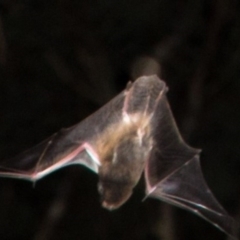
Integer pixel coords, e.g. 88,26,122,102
183,0,230,138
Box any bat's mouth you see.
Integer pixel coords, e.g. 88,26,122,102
98,180,133,211
102,201,119,211
100,188,133,211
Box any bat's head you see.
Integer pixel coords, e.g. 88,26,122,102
98,180,133,210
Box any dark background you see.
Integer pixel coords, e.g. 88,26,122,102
0,0,239,239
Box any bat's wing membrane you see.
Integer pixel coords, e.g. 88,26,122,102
0,134,99,181
145,88,236,238
0,91,126,182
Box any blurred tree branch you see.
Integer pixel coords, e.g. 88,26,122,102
0,14,6,65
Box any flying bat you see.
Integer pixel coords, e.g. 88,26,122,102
0,75,236,239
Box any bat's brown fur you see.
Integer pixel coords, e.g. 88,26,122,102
95,113,152,165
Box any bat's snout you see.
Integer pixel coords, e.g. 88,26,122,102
98,181,133,210
102,201,119,211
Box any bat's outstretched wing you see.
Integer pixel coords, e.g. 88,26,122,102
145,84,236,239
0,88,128,182
0,75,163,183
0,134,100,181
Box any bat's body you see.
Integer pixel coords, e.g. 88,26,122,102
0,75,236,238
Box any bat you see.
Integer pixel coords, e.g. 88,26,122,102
0,75,236,239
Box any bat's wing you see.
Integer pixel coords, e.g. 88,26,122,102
0,75,165,183
0,134,100,181
0,89,127,182
145,87,236,238
0,77,165,181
